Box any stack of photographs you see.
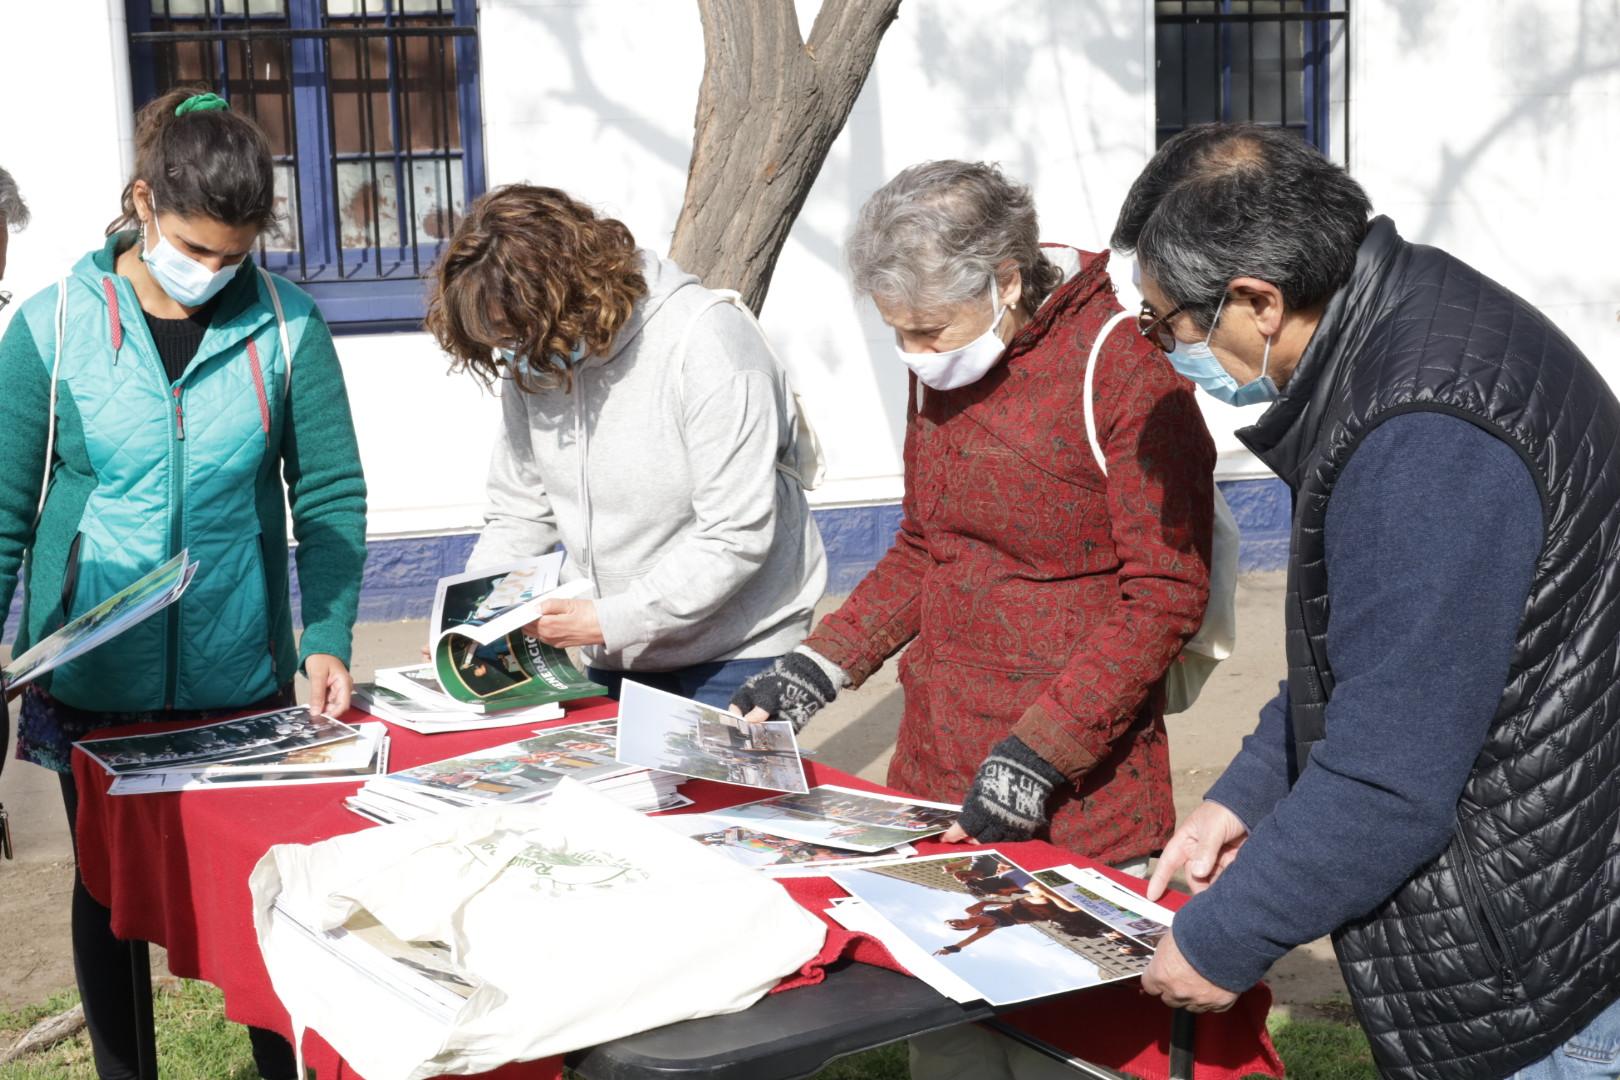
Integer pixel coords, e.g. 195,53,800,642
614,680,809,794
107,723,389,795
353,680,564,735
828,852,1174,1006
346,720,689,825
77,707,388,794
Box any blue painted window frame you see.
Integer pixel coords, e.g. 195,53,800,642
1154,0,1344,156
125,0,485,333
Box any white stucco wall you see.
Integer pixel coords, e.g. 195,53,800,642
2,0,1614,531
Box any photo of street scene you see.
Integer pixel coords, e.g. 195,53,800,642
714,785,959,852
832,851,1155,1006
615,680,807,793
1031,865,1172,948
79,707,358,776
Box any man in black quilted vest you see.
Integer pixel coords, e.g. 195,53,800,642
1113,123,1620,1080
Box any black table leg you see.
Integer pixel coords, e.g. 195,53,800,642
130,939,158,1080
1169,1008,1196,1080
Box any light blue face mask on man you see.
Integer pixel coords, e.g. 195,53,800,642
1168,293,1280,407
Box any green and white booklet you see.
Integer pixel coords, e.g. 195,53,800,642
3,550,198,697
380,553,605,712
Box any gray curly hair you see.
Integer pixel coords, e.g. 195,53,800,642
0,167,28,231
846,160,1061,318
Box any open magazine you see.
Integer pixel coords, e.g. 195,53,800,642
3,550,198,697
414,554,605,710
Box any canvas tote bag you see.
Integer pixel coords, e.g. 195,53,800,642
251,780,826,1080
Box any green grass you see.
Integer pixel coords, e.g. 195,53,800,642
2,982,1378,1079
0,981,260,1080
1254,1008,1378,1079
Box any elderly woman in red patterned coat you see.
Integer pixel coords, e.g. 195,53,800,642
732,160,1214,869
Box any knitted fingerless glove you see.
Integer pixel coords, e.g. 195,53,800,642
728,647,844,733
955,735,1068,843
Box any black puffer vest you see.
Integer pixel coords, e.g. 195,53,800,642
1238,217,1620,1079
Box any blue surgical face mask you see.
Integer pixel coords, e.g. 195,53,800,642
494,341,588,373
1167,293,1280,407
141,200,241,308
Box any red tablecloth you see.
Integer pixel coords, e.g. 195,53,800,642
71,701,1282,1080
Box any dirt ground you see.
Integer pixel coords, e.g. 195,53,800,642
0,570,1346,1016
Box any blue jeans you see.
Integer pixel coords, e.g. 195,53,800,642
1512,996,1620,1079
587,656,778,710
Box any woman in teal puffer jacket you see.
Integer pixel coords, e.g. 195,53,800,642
0,88,367,1079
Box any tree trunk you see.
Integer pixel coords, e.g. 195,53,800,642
669,0,903,313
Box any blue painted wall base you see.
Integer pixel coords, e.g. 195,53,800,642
2,479,1290,639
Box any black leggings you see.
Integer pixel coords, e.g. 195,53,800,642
59,773,297,1080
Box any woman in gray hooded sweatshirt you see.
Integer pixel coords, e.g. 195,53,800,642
425,184,827,707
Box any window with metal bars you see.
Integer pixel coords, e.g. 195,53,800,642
126,0,484,332
1155,1,1349,162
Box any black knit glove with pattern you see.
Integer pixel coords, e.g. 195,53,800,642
729,648,841,733
955,736,1068,843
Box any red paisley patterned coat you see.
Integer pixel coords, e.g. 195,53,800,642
805,249,1214,865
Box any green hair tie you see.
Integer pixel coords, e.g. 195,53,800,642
174,92,230,117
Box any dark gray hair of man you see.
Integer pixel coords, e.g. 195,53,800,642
847,160,1063,319
0,166,29,230
1111,123,1372,333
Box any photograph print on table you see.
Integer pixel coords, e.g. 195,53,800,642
659,813,916,874
1029,865,1174,948
713,785,959,852
831,851,1156,1006
78,707,360,776
615,680,807,793
384,724,628,804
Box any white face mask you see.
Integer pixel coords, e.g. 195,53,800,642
142,199,240,307
893,279,1009,391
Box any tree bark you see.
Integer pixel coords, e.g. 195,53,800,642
669,0,903,313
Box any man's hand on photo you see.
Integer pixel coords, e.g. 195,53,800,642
1148,800,1249,902
1141,929,1239,1013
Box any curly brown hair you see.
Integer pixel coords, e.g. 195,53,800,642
425,184,648,393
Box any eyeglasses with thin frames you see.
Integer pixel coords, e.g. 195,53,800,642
1136,299,1189,353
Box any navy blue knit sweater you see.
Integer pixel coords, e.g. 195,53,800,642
1173,411,1543,991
